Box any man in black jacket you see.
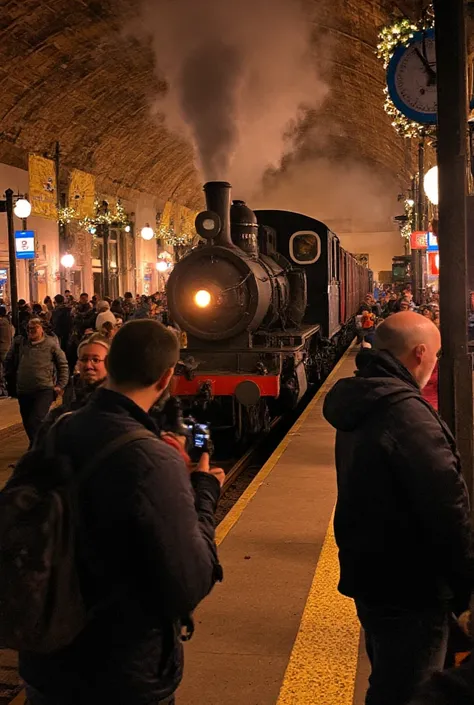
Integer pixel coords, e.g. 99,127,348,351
21,320,224,705
323,311,474,705
51,294,72,353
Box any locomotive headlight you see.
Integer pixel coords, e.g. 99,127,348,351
194,289,212,308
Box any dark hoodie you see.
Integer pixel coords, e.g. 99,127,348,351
323,349,474,613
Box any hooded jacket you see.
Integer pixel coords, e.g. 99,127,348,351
323,349,474,612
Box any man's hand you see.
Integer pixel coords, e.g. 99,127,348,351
54,386,64,397
196,452,225,488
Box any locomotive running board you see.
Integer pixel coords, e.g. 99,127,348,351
250,323,321,352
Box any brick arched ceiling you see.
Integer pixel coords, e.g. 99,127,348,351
0,0,429,209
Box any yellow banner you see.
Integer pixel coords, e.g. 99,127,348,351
69,169,95,220
28,155,57,220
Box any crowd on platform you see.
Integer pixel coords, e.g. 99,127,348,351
0,290,183,447
355,284,440,410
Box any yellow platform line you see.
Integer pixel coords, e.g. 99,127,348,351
277,517,360,705
216,342,356,547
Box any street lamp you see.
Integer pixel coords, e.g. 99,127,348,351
424,166,439,206
156,260,168,273
0,191,32,331
61,253,75,292
141,224,155,241
13,198,32,219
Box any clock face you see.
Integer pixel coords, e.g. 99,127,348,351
387,29,437,124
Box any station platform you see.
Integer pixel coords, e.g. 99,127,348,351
0,348,369,705
178,345,370,704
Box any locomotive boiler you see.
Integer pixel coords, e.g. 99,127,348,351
167,181,369,445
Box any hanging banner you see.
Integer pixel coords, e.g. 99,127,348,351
28,155,57,220
69,169,95,220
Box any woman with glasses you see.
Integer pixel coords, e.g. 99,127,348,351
35,333,110,445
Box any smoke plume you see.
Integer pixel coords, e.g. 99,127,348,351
138,0,329,195
255,156,402,233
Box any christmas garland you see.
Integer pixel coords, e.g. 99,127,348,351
401,199,415,239
58,200,128,229
376,8,436,139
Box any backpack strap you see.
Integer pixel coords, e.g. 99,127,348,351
75,429,159,486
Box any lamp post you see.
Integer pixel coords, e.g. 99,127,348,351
433,0,473,498
0,190,32,332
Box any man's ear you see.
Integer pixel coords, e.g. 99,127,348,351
157,367,174,392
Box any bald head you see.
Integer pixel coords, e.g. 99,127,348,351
374,312,440,388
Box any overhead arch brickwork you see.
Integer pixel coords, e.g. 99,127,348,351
0,0,429,208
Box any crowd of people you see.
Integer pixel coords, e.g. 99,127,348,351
356,285,440,409
0,290,180,448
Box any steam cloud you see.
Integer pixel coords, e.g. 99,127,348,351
138,0,329,195
256,158,401,233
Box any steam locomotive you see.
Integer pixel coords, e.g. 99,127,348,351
167,181,370,444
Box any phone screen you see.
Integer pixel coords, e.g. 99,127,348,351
194,434,206,448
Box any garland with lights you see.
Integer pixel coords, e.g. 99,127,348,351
79,200,128,230
401,199,415,239
376,8,436,139
58,200,129,230
157,223,195,248
58,206,77,225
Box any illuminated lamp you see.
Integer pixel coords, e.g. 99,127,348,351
61,253,75,269
14,198,32,219
424,166,439,206
156,261,168,273
141,224,155,241
194,289,211,308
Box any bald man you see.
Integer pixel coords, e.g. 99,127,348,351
323,312,474,705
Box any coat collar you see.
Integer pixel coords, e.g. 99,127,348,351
89,387,159,432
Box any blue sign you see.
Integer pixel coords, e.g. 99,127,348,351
427,231,438,252
15,230,35,260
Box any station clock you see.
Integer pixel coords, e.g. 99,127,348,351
387,28,437,124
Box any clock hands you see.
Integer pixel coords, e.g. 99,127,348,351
415,47,437,86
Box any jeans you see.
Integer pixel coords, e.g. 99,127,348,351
18,389,55,446
356,601,449,705
25,685,176,705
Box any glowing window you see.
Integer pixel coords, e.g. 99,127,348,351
289,231,321,265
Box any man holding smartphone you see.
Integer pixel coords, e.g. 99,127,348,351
21,319,224,705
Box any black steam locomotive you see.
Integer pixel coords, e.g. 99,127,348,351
167,181,370,444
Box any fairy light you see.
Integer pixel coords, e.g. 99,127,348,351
377,7,436,140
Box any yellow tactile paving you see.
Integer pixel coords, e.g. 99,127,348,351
277,516,360,705
216,344,356,548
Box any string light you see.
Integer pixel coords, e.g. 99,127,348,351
79,200,128,229
400,199,415,240
58,206,78,225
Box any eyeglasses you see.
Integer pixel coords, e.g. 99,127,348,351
27,326,41,331
78,356,106,365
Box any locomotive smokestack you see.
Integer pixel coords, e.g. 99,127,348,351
203,181,233,248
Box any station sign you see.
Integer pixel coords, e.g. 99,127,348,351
410,231,428,250
427,231,438,252
15,230,35,260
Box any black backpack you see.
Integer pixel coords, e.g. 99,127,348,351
0,417,157,653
